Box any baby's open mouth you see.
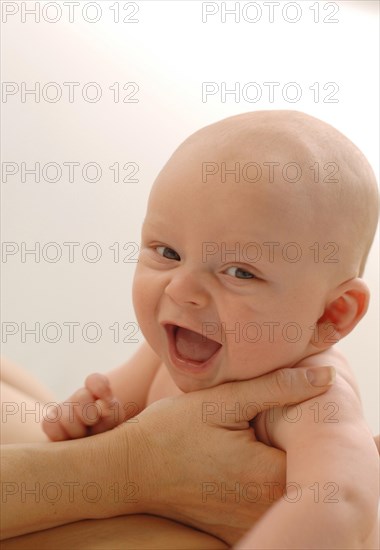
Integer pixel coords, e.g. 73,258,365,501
168,324,222,363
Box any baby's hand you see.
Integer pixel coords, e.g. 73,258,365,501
42,373,122,441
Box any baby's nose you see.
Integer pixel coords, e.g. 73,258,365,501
164,269,210,308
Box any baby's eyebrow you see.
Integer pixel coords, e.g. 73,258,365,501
140,220,156,234
140,219,177,242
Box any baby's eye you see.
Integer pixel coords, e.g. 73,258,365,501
155,246,180,261
225,266,256,279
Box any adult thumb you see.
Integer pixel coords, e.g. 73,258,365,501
208,366,335,423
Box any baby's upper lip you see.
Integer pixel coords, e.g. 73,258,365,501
162,322,222,345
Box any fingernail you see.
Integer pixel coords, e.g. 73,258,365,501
306,366,336,387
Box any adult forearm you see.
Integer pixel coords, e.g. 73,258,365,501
1,425,142,540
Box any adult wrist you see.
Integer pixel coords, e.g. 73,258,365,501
113,419,160,517
78,422,147,520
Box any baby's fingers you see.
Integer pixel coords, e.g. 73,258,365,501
43,387,97,440
84,373,114,404
89,398,123,435
43,374,118,441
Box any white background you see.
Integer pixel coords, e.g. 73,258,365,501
1,0,379,432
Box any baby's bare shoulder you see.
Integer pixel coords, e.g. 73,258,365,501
255,347,364,448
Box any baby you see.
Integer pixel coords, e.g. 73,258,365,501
43,111,379,547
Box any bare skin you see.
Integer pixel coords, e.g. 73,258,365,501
0,358,53,444
0,516,229,550
1,361,338,546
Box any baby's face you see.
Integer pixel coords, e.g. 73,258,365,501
133,139,340,392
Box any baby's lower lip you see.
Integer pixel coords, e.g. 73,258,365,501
166,325,222,375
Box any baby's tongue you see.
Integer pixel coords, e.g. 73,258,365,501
175,327,220,362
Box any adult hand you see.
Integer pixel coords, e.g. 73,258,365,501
1,365,334,542
126,365,335,545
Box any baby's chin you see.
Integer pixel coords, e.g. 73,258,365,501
172,373,223,393
175,378,215,393
172,371,241,393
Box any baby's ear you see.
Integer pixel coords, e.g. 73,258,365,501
312,278,370,349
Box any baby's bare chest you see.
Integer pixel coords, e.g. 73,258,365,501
146,363,183,406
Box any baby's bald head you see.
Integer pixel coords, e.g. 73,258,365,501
137,112,378,384
160,110,378,280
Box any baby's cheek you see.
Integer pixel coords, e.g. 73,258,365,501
132,267,151,302
226,332,308,379
226,339,275,379
132,274,151,325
